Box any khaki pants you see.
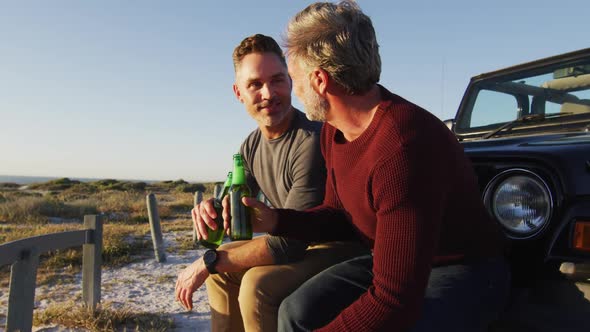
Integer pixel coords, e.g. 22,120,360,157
205,241,369,332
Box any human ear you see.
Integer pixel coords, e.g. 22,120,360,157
233,84,244,103
310,68,329,96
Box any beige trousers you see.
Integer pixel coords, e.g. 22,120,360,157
205,241,368,332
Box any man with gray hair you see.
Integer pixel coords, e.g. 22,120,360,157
244,1,510,331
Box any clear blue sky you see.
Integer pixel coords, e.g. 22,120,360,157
1,0,588,182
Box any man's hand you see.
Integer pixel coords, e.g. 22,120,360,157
175,258,209,311
192,198,221,241
242,197,278,233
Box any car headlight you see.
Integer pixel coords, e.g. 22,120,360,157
483,169,553,238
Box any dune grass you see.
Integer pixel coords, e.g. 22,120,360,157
33,301,175,332
0,177,215,317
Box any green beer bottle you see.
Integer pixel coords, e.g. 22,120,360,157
229,154,253,241
200,172,232,249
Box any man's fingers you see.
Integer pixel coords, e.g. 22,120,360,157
186,291,193,310
191,205,201,241
203,198,218,220
222,195,231,234
242,197,277,233
181,289,193,311
200,199,218,230
181,289,187,310
221,196,230,221
242,196,263,208
180,289,187,309
195,207,209,240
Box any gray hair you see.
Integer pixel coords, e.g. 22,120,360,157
285,0,381,95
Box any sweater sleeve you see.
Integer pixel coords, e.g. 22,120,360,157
272,206,359,242
317,144,449,331
272,124,359,242
271,163,360,242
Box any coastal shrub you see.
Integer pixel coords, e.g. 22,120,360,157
33,301,175,332
43,248,82,269
0,195,99,224
149,180,176,190
149,179,208,194
0,223,77,245
169,202,193,213
122,181,147,191
101,224,151,266
129,215,149,223
0,177,204,290
28,177,81,191
0,222,153,287
95,191,145,214
43,199,99,219
0,182,20,190
59,182,98,197
0,196,57,223
0,190,42,200
93,178,120,188
91,179,145,191
175,182,205,193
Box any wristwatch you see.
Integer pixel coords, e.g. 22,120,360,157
203,249,219,274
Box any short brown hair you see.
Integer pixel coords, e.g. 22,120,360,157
233,34,286,72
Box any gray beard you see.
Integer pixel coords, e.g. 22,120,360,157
303,87,329,122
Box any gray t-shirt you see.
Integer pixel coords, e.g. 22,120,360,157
240,109,326,264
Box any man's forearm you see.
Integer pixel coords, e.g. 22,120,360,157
213,236,275,273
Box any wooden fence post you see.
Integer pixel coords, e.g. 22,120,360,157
82,215,103,311
213,184,222,199
6,247,39,332
146,193,167,262
192,191,203,242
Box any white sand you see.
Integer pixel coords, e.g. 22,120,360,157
3,228,590,331
0,231,212,331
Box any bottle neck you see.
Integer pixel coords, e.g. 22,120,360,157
219,173,232,199
232,165,246,185
223,174,232,188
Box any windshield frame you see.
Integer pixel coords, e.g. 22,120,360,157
453,49,590,140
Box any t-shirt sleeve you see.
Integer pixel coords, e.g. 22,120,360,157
266,130,326,263
283,132,326,210
239,142,260,197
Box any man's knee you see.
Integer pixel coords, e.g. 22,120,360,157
278,292,311,332
206,271,244,304
238,267,277,306
206,271,232,293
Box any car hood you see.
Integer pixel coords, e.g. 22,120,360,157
461,132,590,196
461,132,590,150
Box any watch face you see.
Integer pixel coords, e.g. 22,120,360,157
204,249,218,266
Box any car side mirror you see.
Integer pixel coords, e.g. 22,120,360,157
443,119,454,130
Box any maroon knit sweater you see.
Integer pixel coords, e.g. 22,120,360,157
272,86,504,331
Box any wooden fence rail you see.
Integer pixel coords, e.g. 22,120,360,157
0,215,103,332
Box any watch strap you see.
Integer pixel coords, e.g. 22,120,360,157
204,249,219,274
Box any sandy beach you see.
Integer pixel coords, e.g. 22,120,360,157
2,222,590,331
0,230,212,331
